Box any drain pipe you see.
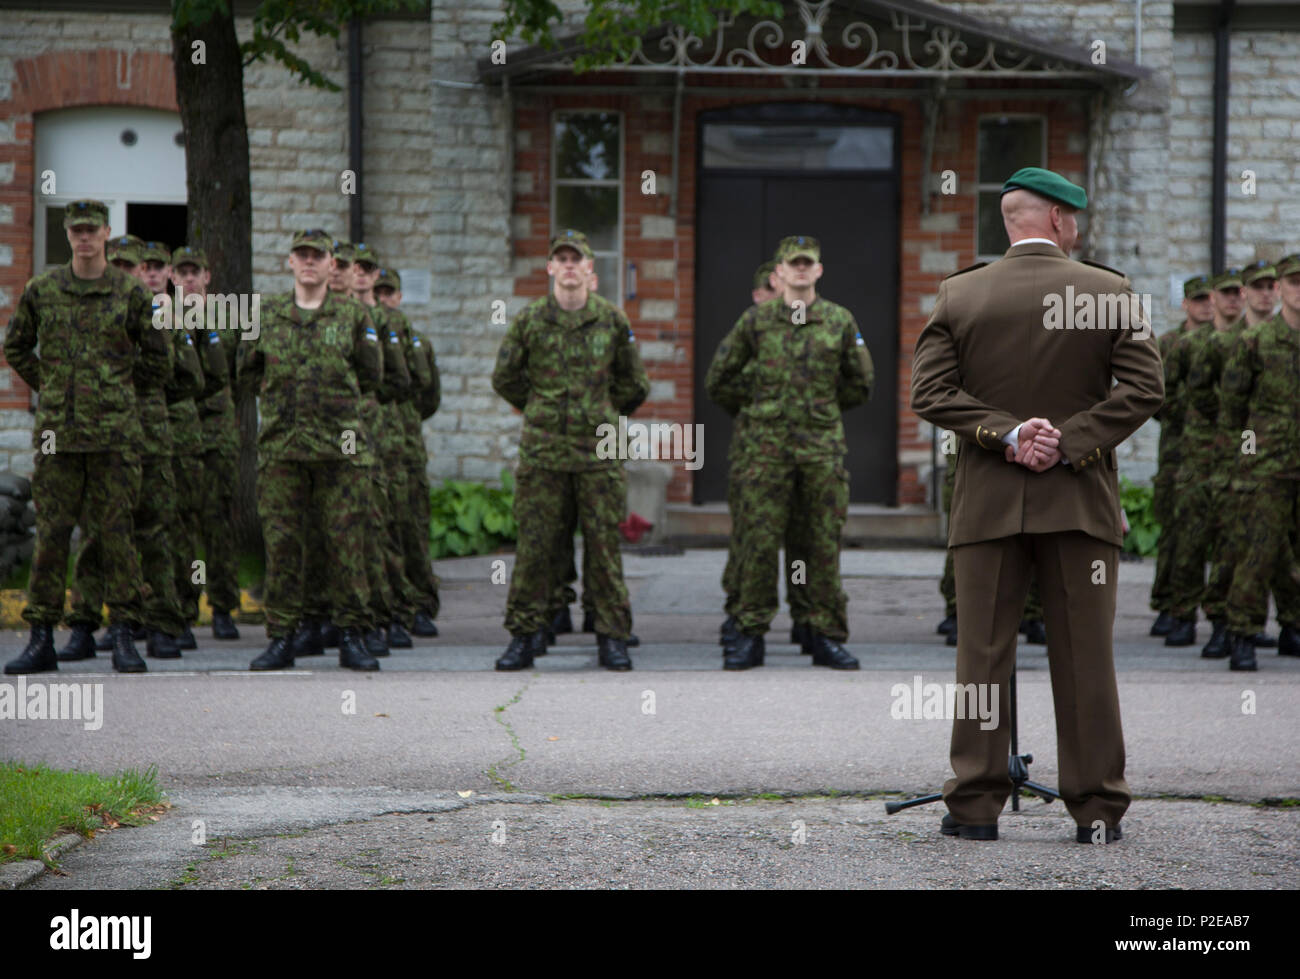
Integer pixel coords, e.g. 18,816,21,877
1211,0,1234,273
348,17,364,242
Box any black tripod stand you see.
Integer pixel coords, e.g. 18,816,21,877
885,670,1059,816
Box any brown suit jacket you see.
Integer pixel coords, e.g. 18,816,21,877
911,242,1164,548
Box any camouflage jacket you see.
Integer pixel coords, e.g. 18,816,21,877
196,326,240,454
1182,319,1247,485
163,323,207,457
4,263,170,452
1220,314,1300,483
705,294,874,463
492,292,650,472
400,322,439,465
367,302,412,464
1154,321,1196,472
237,291,383,465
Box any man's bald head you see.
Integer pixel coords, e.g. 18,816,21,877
1001,188,1079,254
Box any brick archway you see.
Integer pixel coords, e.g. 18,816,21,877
0,49,177,411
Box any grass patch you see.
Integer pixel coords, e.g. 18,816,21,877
0,761,166,867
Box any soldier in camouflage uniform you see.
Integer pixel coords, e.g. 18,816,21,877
1217,252,1300,670
706,236,874,670
3,200,170,674
62,239,199,662
376,268,441,636
237,229,384,671
492,230,650,671
1148,274,1216,636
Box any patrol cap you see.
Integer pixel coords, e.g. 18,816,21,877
290,228,333,254
141,240,172,264
549,229,594,259
107,234,144,265
171,245,208,270
332,238,355,263
753,260,777,291
64,199,109,228
353,242,378,266
777,235,820,264
1211,267,1243,291
1000,167,1088,211
1276,253,1300,277
375,268,401,291
1242,259,1277,286
1182,274,1212,299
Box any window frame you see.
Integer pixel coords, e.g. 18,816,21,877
550,109,625,307
975,113,1049,263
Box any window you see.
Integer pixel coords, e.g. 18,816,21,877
552,112,622,304
976,116,1046,259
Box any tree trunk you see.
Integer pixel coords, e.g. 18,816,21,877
171,12,263,570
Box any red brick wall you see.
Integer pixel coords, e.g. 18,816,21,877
0,50,177,411
511,84,1087,506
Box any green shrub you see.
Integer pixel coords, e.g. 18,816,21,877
1120,476,1160,557
428,469,517,558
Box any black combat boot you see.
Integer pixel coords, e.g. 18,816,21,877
936,614,957,636
250,636,294,671
109,623,147,673
289,619,324,657
1201,620,1230,658
411,610,438,637
719,615,741,647
58,625,98,662
723,634,765,671
1278,625,1300,657
496,630,546,671
1020,619,1047,645
95,629,115,651
791,621,811,648
1150,610,1176,636
177,625,198,650
1164,618,1196,647
550,606,574,635
130,623,147,641
946,630,958,646
364,628,390,658
339,628,380,671
5,624,57,674
597,634,632,671
320,620,342,647
212,610,240,640
1253,631,1278,649
388,620,413,649
1228,633,1257,672
810,633,859,670
626,633,640,648
146,630,181,659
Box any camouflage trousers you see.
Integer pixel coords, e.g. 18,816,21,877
1168,476,1233,622
403,461,439,618
1225,480,1300,634
722,454,811,623
67,452,184,636
1149,470,1178,613
733,458,848,640
259,458,370,637
201,447,241,614
505,465,631,639
25,451,143,626
171,454,206,624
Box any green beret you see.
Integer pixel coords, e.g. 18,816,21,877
1211,267,1243,290
1001,167,1088,210
64,199,109,228
375,268,401,291
1242,259,1278,286
171,245,208,270
107,234,144,265
1276,253,1300,277
291,228,333,254
753,260,777,292
549,229,594,259
1183,274,1212,299
776,235,820,264
353,242,378,266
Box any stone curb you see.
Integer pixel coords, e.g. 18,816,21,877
0,832,84,889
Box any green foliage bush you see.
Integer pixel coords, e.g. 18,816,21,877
428,469,517,558
1120,476,1159,557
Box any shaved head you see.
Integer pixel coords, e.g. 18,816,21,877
1001,188,1080,254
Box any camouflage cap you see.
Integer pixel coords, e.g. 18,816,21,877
753,260,777,291
1211,267,1243,291
107,234,145,265
776,235,820,264
1276,253,1300,277
171,245,208,270
64,199,109,228
1000,166,1088,210
141,240,172,264
375,268,401,291
1183,274,1212,299
549,229,594,259
332,238,355,263
291,228,333,254
1242,259,1278,286
353,242,378,266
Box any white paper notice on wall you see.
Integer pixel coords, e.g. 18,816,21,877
1169,273,1185,308
399,268,431,305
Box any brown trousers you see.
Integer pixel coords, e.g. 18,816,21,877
946,531,1130,829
